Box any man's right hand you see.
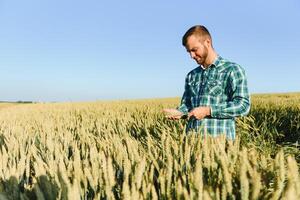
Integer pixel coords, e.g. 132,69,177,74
163,108,183,120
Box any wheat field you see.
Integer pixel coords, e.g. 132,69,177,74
0,94,300,199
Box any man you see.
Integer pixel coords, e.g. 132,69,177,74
163,25,250,140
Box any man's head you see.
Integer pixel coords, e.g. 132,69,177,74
182,25,215,66
182,25,212,47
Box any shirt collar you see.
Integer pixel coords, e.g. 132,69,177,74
200,55,221,70
213,55,222,67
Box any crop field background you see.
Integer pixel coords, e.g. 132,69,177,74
0,93,300,199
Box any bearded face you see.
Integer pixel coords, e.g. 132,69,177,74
185,35,210,66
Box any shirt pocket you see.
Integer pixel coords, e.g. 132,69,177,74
190,81,200,96
207,80,223,96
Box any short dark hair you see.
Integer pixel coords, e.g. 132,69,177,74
182,25,212,46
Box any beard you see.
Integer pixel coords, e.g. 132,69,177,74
195,46,209,66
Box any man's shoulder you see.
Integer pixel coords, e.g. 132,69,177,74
186,66,201,77
217,57,244,73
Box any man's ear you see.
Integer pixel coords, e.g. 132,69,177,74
204,38,211,48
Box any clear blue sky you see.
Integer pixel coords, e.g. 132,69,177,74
0,0,299,102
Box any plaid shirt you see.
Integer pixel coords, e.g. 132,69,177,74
177,56,250,139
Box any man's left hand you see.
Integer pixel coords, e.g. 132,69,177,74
188,106,211,120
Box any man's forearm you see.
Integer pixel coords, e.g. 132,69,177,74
210,97,250,119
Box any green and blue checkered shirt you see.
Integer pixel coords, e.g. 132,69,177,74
177,56,250,139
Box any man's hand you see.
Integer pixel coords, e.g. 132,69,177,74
188,106,211,120
163,108,183,120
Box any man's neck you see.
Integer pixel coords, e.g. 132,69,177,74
203,51,218,68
